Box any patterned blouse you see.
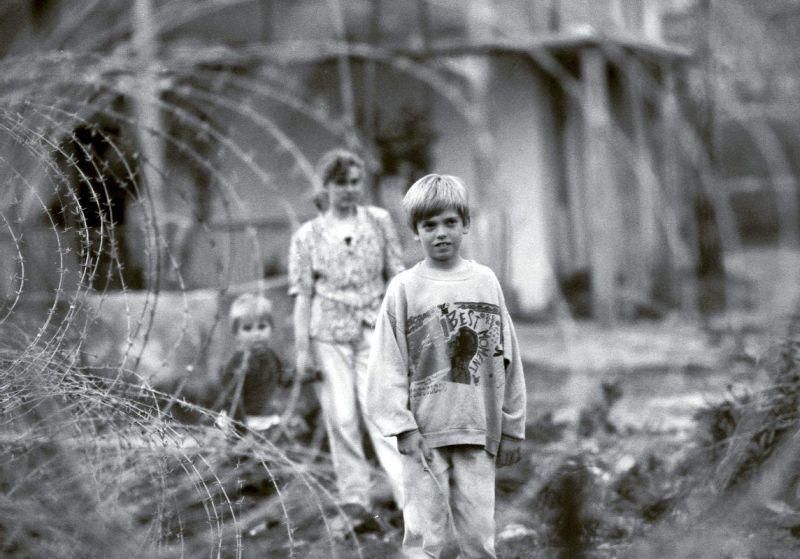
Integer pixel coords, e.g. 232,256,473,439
288,205,405,344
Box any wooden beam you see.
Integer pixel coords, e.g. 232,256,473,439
627,55,659,300
563,92,590,271
581,47,619,325
660,65,697,315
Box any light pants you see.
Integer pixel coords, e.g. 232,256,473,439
312,328,404,509
401,446,496,558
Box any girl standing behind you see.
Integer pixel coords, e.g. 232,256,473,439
288,148,406,520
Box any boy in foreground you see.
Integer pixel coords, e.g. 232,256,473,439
366,174,527,558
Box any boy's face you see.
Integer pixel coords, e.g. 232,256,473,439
415,208,468,269
233,316,272,349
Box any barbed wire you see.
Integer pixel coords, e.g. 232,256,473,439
1,1,800,558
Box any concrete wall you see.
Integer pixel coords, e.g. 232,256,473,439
485,55,560,313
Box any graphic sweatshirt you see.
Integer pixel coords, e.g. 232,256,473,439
365,260,526,455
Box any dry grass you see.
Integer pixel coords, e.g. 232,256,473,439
0,317,393,559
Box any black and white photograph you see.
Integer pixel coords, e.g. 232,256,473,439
2,1,800,557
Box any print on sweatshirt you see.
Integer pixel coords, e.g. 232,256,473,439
407,301,504,400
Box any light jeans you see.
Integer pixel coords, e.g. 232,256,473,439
401,446,496,559
312,327,405,509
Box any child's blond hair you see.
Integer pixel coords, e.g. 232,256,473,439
401,173,470,232
229,293,273,333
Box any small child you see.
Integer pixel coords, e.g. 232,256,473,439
214,292,283,433
366,174,527,557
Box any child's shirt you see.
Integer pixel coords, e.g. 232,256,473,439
287,206,405,344
215,345,282,422
366,260,526,455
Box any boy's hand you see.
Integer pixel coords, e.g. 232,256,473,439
497,437,524,468
397,430,433,466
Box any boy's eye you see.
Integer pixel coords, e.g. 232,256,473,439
258,322,268,330
242,324,252,332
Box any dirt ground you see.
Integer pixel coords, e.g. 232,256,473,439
272,247,800,558
489,248,800,558
9,248,799,558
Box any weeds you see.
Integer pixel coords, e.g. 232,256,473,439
0,318,382,558
700,310,800,491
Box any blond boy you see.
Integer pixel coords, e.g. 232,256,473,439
366,174,526,558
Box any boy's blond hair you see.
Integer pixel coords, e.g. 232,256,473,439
401,173,470,232
229,292,273,333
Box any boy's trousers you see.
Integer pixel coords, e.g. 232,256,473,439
312,327,405,509
401,445,496,558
